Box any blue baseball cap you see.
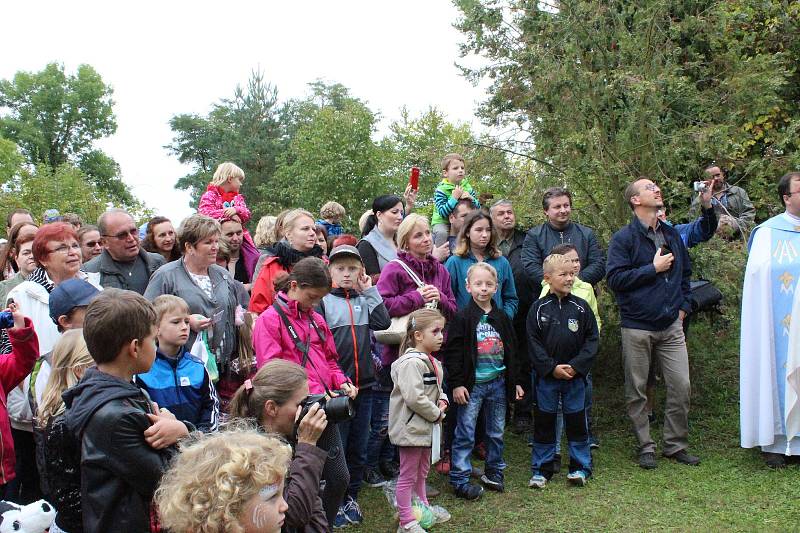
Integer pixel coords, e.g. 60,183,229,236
49,279,101,324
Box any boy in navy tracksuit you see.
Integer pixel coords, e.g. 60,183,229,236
319,245,391,527
527,254,598,488
135,295,219,432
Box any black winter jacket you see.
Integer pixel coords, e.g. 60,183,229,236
442,299,522,399
319,286,391,389
63,368,188,533
521,221,606,289
503,229,535,324
606,216,692,331
37,412,83,532
527,293,599,378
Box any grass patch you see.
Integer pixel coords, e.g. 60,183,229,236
357,260,799,531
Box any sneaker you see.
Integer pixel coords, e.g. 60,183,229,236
480,471,504,492
364,468,387,487
566,470,589,487
552,453,562,474
639,452,657,470
333,506,350,529
425,482,440,499
397,520,427,533
342,496,363,525
452,482,484,500
663,449,701,466
381,460,400,479
528,474,547,489
589,436,600,450
434,450,451,475
426,504,451,524
763,452,787,469
473,442,487,461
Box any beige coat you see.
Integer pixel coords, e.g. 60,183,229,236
389,349,448,447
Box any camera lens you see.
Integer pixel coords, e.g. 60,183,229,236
324,396,355,423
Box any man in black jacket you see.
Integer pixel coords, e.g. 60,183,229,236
491,199,535,432
64,289,192,533
606,178,699,470
521,187,606,290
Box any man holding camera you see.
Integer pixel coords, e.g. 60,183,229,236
607,177,699,470
691,164,755,238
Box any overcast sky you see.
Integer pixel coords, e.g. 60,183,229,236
2,1,488,222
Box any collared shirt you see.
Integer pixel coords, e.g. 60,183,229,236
498,236,513,257
638,217,666,251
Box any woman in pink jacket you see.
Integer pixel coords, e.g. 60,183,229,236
252,256,356,527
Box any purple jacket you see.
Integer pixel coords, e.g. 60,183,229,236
376,251,457,365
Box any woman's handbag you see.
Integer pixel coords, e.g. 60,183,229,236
374,259,435,344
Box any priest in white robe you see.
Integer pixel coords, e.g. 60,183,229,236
741,171,800,467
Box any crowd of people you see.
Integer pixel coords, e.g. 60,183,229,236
0,154,791,533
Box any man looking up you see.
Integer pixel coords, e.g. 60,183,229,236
606,177,699,470
83,209,165,294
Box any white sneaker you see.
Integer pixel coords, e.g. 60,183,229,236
397,520,427,533
427,504,451,524
528,474,547,489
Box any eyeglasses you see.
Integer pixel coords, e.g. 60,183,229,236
47,243,81,255
642,184,660,192
103,228,139,241
786,190,800,197
84,240,101,248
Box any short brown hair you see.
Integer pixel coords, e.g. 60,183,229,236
623,180,643,211
320,201,346,219
442,153,465,171
84,289,157,364
178,214,220,253
542,187,572,210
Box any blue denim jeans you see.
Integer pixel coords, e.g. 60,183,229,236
449,377,507,487
531,375,592,477
339,387,374,499
554,372,594,452
365,389,394,471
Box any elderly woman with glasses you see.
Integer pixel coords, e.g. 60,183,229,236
4,222,102,503
82,208,166,294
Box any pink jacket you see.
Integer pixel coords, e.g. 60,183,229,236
198,186,252,224
253,293,350,394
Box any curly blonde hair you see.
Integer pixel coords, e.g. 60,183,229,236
156,425,291,533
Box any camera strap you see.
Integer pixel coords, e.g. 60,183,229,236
272,302,334,397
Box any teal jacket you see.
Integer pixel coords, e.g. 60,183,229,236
444,253,519,319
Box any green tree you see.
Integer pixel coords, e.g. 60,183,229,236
0,63,134,206
167,71,286,216
454,0,798,236
268,82,390,227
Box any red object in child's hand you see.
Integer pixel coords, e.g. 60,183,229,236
409,167,420,190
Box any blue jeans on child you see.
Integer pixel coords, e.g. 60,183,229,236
449,376,507,487
339,387,374,499
365,389,394,472
531,375,592,478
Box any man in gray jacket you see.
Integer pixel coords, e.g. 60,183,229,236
522,187,606,290
83,209,165,294
690,164,755,238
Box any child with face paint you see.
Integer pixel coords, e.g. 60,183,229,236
389,308,451,533
156,426,291,533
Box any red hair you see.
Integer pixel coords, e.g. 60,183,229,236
33,222,78,263
332,234,358,247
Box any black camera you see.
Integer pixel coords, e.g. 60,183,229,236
297,392,355,427
0,311,14,329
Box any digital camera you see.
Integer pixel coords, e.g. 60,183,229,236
693,181,708,193
296,391,355,427
0,311,14,329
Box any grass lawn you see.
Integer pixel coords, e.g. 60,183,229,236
356,313,800,532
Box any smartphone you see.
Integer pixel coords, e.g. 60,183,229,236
409,167,420,190
660,244,672,256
